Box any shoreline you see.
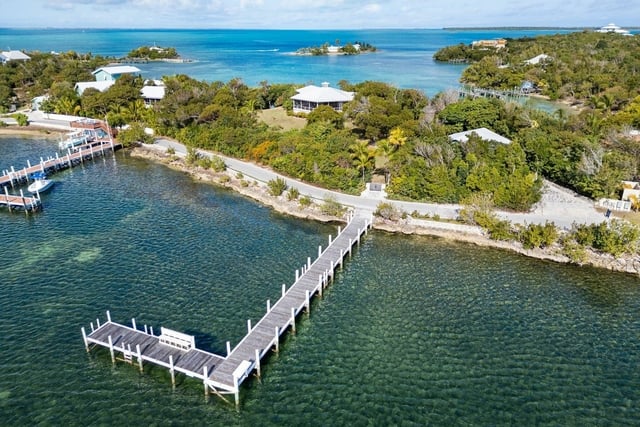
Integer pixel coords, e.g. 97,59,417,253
129,143,640,277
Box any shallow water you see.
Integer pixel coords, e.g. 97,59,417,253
1,136,639,425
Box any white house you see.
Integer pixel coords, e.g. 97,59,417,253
448,127,512,145
1,50,31,63
74,80,115,95
92,65,141,82
140,85,165,106
524,54,550,65
290,82,354,114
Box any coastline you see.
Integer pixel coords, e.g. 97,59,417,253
129,143,640,277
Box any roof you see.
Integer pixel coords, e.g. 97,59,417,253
448,127,512,145
92,65,141,76
74,80,115,95
291,82,354,103
1,50,31,61
524,54,550,65
141,85,165,100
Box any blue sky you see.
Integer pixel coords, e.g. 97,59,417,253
3,0,639,29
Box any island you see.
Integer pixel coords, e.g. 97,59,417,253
125,45,191,63
295,41,376,56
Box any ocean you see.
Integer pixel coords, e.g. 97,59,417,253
1,29,639,425
0,28,572,96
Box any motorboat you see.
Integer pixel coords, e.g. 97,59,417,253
27,171,54,194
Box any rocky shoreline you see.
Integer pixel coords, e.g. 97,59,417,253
130,144,640,277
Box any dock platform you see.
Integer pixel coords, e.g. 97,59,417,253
83,210,372,406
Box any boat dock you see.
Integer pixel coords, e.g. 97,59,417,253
0,139,120,212
82,210,372,406
458,86,526,102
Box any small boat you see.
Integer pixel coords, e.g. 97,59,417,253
28,172,54,194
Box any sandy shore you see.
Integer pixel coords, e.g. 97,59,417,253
0,126,64,137
129,144,640,277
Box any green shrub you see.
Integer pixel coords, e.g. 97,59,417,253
519,222,558,249
486,219,515,241
375,202,400,220
560,237,588,263
320,196,346,217
240,179,249,187
287,187,300,201
219,175,230,184
299,195,312,207
236,172,244,179
185,146,201,165
267,177,288,196
13,113,28,126
166,146,176,155
571,220,640,256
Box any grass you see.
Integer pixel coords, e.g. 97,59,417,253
257,107,306,131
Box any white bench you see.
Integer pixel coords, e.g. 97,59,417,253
158,327,195,351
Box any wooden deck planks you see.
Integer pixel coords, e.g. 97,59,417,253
82,211,371,404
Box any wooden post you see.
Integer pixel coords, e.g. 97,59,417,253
328,234,332,246
108,335,115,364
90,322,95,333
131,318,137,330
274,326,279,352
307,256,311,269
318,275,323,297
234,375,240,409
203,366,209,396
295,269,299,282
291,307,296,333
227,341,231,356
96,317,101,328
67,149,72,168
318,245,322,258
81,327,89,352
305,290,311,313
144,324,148,334
136,344,143,372
169,355,175,387
106,310,111,323
247,319,252,334
338,226,341,235
150,326,154,336
266,299,271,313
79,148,84,163
255,349,261,378
27,160,31,169
282,284,286,298
4,187,11,213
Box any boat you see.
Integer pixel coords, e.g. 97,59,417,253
27,171,54,194
597,23,633,36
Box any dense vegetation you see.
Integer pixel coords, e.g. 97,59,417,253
434,31,640,105
127,46,179,60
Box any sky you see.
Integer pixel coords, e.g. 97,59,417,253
2,0,639,29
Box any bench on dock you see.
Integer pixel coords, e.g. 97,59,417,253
158,327,195,351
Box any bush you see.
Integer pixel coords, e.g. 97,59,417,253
240,179,249,187
185,146,201,165
299,195,312,207
560,236,588,263
486,219,515,241
13,113,28,126
320,196,346,217
209,155,226,172
166,146,176,155
219,175,230,184
375,202,401,220
287,187,300,201
519,222,558,249
267,177,288,196
571,220,640,256
236,172,244,179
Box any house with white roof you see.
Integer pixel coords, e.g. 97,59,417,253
92,65,141,82
290,82,354,114
1,50,31,63
141,84,165,106
524,54,550,65
74,80,116,96
448,127,512,145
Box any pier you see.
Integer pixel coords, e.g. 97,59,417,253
458,85,526,102
82,210,372,406
0,138,120,212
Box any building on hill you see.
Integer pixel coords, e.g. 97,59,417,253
524,54,551,65
471,38,507,49
92,65,141,82
448,127,512,145
141,84,165,106
1,50,31,63
290,82,354,114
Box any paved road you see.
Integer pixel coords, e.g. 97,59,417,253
153,138,607,228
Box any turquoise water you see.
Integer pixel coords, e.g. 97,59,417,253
1,136,639,425
0,28,574,96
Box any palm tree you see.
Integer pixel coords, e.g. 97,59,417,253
350,141,375,182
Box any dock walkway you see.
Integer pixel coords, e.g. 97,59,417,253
83,210,372,406
0,139,120,212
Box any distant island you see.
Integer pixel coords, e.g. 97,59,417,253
294,41,377,56
125,45,192,63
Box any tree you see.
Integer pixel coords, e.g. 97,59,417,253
350,141,375,182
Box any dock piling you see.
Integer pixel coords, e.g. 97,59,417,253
81,327,89,352
136,344,143,372
108,335,115,364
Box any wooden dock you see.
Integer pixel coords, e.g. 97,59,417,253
82,210,372,406
0,139,120,213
